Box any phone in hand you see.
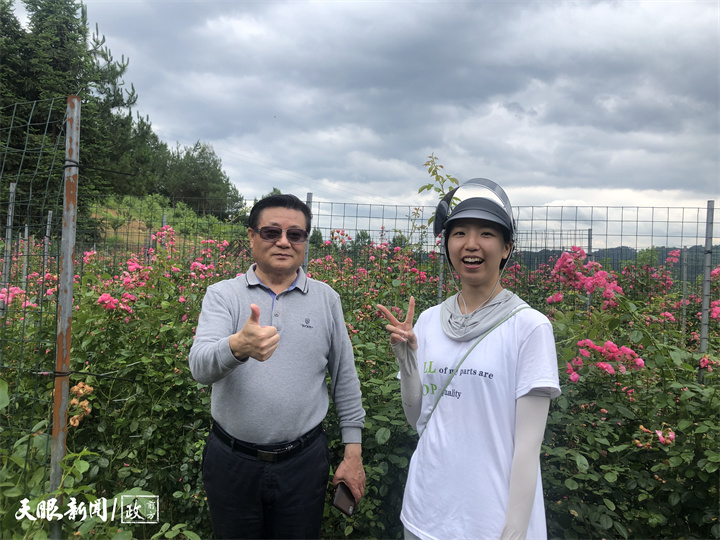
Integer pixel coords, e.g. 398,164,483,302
332,481,355,517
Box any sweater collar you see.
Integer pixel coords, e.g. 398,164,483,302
244,264,309,294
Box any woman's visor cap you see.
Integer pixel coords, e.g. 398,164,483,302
445,197,513,234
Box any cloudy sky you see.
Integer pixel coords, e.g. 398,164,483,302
26,0,720,208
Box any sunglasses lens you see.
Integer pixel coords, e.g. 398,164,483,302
259,227,282,241
286,229,308,244
257,227,308,244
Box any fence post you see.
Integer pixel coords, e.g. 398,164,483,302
586,227,593,310
436,247,445,305
22,224,29,290
303,193,313,273
42,211,52,297
50,95,80,540
681,246,688,343
698,200,714,383
0,182,16,315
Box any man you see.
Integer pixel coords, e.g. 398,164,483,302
189,194,366,539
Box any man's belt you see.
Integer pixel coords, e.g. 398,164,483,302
211,421,324,462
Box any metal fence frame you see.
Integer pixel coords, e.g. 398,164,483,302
0,98,718,533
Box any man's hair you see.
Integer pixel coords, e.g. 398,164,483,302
248,194,313,232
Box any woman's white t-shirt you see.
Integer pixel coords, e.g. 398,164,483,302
401,304,561,540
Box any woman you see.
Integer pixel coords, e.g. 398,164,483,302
378,179,561,540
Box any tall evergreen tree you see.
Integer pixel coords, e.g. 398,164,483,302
0,0,246,225
0,1,29,206
158,142,243,219
23,0,90,101
0,0,26,106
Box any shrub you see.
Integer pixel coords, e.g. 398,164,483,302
1,226,718,539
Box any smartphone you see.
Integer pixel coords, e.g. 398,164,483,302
332,482,355,517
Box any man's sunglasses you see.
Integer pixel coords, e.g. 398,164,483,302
256,226,309,244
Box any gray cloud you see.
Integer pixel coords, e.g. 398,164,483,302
80,0,718,206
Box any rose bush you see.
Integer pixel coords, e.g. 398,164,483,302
1,224,718,539
540,247,719,539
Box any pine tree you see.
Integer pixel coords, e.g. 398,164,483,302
0,0,27,107
1,0,246,226
157,142,244,219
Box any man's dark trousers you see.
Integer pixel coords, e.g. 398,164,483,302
202,427,330,539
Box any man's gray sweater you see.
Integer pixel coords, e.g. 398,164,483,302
189,265,365,445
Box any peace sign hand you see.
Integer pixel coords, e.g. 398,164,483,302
377,296,417,351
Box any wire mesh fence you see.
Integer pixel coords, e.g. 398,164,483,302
1,97,718,508
73,196,718,294
0,98,68,505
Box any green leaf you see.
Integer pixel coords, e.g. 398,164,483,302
677,419,693,431
653,352,667,367
0,379,9,410
614,405,636,419
599,514,613,529
613,521,630,539
2,485,23,497
565,478,579,490
575,454,589,473
603,498,616,511
375,427,391,445
595,437,610,446
604,471,618,482
79,517,98,534
669,348,687,365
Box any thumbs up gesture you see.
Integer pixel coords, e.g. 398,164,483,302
229,304,280,362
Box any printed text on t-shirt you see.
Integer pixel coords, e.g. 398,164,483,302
422,362,495,399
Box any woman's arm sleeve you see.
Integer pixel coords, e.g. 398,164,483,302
500,394,551,540
391,341,422,430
